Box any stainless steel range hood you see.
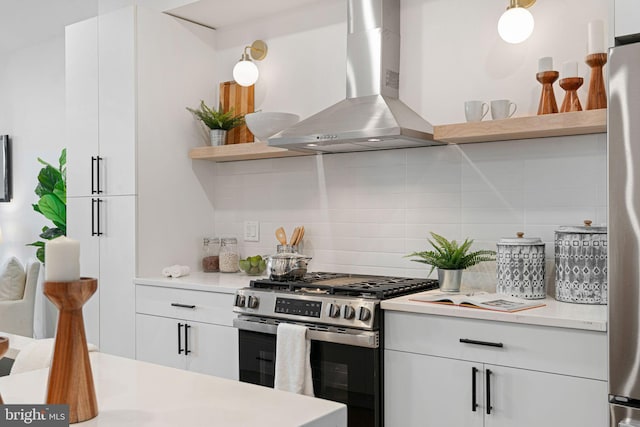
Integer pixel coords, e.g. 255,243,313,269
268,0,442,153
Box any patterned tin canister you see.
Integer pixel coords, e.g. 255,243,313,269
554,220,607,305
496,232,546,299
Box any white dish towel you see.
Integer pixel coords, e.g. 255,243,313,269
161,265,190,278
274,323,314,396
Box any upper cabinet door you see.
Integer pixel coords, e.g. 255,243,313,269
615,0,640,38
98,7,136,196
66,17,99,198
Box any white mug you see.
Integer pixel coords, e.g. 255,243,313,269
464,101,489,122
490,100,517,120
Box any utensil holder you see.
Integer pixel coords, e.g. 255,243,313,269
585,53,607,110
0,336,7,404
559,77,584,113
536,71,560,115
44,278,99,424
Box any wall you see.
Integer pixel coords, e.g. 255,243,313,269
209,0,610,291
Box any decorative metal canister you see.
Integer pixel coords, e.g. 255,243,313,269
554,220,607,304
496,232,546,299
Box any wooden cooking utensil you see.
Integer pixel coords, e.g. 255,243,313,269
296,226,305,245
275,227,287,245
290,227,300,246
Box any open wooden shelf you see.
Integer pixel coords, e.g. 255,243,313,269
189,142,312,162
433,109,606,144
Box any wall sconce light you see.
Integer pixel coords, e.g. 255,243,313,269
498,0,535,44
232,40,268,87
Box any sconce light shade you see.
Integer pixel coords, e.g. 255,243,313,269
233,60,260,87
498,0,535,44
233,40,268,87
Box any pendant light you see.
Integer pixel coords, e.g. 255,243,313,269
498,0,535,44
232,40,268,87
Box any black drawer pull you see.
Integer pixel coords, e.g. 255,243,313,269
486,369,493,415
460,338,504,348
177,323,184,354
171,303,196,309
471,367,478,412
184,324,191,355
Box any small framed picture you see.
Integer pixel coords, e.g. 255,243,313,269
0,135,12,202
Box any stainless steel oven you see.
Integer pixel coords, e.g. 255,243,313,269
232,273,438,427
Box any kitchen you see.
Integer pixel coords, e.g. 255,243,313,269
0,0,634,425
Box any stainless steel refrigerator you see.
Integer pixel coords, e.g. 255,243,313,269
609,33,640,427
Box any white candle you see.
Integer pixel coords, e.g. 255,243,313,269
45,236,81,281
588,20,605,54
562,61,578,78
538,57,553,72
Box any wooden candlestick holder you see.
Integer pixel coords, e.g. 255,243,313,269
44,278,98,424
586,53,607,110
559,77,584,113
536,71,560,115
0,336,8,404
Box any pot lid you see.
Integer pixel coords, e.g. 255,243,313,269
556,220,607,234
498,232,544,245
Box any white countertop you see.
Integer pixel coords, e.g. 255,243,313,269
381,290,608,332
134,272,259,294
0,352,346,427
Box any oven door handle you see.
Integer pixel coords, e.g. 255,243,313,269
233,318,379,349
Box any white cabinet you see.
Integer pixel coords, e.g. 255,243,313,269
135,284,239,380
384,312,608,427
615,0,640,39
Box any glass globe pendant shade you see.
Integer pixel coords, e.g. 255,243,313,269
233,60,259,87
498,7,534,44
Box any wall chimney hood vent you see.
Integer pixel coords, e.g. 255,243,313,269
268,0,442,153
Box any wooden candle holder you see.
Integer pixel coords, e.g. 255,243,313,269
585,53,607,110
536,71,560,115
559,77,584,113
44,278,98,424
0,336,7,404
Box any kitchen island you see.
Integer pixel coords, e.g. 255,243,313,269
0,352,346,427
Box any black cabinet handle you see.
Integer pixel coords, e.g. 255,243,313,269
486,369,493,415
171,303,196,309
471,367,478,412
91,156,96,194
95,156,103,194
184,324,191,355
460,338,504,348
178,323,184,354
91,198,96,236
96,198,103,236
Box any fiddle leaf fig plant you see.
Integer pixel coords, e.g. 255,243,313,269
406,232,496,277
27,149,67,263
186,100,245,130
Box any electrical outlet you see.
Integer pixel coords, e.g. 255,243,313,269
244,221,259,242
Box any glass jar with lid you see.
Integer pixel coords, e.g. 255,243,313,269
219,237,239,273
202,237,220,272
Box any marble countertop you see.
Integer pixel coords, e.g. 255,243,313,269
0,352,346,427
381,290,608,332
134,272,259,294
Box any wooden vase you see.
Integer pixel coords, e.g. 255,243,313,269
559,77,584,113
585,53,607,110
44,278,98,424
536,71,560,115
0,336,8,404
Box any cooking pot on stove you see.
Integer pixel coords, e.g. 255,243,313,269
266,251,312,281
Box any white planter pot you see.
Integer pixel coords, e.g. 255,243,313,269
437,268,463,293
209,129,227,146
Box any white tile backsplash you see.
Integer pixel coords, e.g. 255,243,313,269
212,136,607,289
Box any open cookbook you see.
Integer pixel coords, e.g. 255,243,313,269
409,292,546,313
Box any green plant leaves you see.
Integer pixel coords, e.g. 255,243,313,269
38,194,66,232
186,100,245,131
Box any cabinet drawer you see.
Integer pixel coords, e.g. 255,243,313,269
136,285,235,326
384,311,606,380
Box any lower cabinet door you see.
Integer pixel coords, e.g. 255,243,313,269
484,364,608,427
184,320,239,380
385,349,484,427
135,313,185,370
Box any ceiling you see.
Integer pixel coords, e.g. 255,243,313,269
0,0,97,55
166,0,323,29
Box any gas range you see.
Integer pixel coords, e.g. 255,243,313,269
233,272,439,331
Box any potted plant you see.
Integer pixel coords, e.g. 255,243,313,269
405,232,496,293
186,100,245,146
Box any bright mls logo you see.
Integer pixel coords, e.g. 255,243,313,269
1,405,68,426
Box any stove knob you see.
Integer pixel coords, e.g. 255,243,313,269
343,305,356,319
326,303,341,318
247,296,259,309
235,295,246,307
358,307,372,321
